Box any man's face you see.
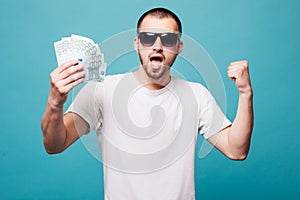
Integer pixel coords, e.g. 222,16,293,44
134,16,183,80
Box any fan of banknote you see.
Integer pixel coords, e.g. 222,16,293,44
54,34,106,82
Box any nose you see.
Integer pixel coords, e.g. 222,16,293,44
152,36,163,51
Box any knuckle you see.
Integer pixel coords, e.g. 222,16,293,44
71,73,78,81
64,69,71,76
77,65,83,72
72,81,77,87
53,82,60,91
70,75,76,82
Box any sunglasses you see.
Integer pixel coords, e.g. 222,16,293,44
138,32,181,47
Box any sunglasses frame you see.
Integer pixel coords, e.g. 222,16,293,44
138,32,181,47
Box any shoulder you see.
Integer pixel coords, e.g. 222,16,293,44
171,77,216,109
85,73,129,89
101,73,130,87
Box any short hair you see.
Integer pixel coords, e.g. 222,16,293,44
137,7,182,33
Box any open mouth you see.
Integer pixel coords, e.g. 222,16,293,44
149,54,164,70
150,54,163,63
150,56,163,62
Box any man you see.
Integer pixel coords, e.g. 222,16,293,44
42,7,253,200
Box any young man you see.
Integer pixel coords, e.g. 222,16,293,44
42,8,253,200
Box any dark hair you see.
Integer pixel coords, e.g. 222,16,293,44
137,7,182,33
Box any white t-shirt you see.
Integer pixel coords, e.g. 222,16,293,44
67,73,231,200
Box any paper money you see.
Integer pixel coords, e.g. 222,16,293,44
54,34,106,82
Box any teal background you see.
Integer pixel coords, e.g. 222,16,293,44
0,0,299,199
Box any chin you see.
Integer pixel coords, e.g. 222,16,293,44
145,64,169,80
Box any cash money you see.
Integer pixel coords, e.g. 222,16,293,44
54,34,106,82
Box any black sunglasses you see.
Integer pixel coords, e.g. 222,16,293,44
138,32,181,47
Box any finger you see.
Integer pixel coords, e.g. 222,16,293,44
59,64,84,80
57,70,86,87
57,59,79,73
59,77,85,94
228,65,242,74
230,60,248,66
228,68,241,80
228,64,243,71
50,63,83,86
229,64,249,76
228,72,239,80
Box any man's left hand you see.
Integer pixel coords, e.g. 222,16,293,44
227,60,252,95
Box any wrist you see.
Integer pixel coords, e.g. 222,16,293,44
47,96,64,111
239,87,253,99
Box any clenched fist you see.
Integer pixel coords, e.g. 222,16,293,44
228,60,252,95
48,59,86,110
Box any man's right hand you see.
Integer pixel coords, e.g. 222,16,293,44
48,59,86,110
42,59,87,154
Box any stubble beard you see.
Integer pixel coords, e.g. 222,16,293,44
138,50,176,81
141,63,169,80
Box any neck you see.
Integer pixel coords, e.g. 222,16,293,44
133,67,171,90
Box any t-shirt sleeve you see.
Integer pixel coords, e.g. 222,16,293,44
197,86,232,139
65,81,103,132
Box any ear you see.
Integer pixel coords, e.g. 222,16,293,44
134,37,139,52
177,40,183,54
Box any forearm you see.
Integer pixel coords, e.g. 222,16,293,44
228,91,254,158
41,60,86,153
41,101,67,154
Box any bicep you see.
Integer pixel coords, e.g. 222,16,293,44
207,125,232,157
63,112,89,149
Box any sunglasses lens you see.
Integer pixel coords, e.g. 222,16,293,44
161,33,179,47
139,32,156,47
